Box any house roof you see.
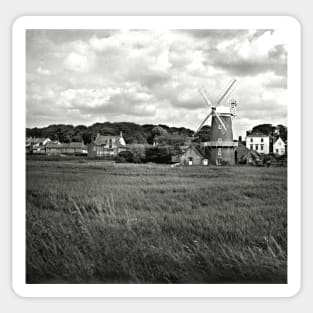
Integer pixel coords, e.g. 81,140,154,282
45,142,62,148
181,145,207,159
46,142,87,149
93,133,125,147
246,132,268,138
27,137,50,144
32,145,46,150
273,137,285,145
240,150,262,161
68,142,87,148
235,142,250,154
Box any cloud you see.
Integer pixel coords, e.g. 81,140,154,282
36,66,52,76
179,29,249,40
64,53,92,72
249,29,275,41
263,76,287,89
63,40,95,72
26,29,288,138
206,31,287,77
213,56,286,77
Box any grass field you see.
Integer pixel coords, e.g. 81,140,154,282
26,159,287,284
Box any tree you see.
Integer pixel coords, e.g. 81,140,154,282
197,125,211,142
157,134,185,146
251,124,276,136
116,151,134,163
81,132,93,144
152,126,168,137
26,122,195,146
128,144,146,163
276,124,288,141
145,146,176,164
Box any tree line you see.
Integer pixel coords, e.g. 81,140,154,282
26,122,195,145
26,121,287,147
246,124,288,142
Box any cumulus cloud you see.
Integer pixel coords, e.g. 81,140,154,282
36,66,52,76
26,29,288,138
63,40,95,72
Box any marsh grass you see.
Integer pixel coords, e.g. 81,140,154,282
26,160,287,283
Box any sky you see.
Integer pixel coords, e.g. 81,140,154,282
26,29,288,139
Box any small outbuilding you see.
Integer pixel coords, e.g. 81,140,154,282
177,145,208,166
235,142,250,164
240,150,263,166
45,142,88,155
273,137,286,155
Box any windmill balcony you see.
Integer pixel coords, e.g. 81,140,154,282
200,141,238,148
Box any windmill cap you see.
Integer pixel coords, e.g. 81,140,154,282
215,105,233,115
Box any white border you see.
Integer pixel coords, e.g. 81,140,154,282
12,16,301,297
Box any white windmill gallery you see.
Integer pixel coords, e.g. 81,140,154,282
193,79,239,165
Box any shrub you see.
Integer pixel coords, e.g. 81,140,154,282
116,151,134,163
145,146,173,164
128,144,146,163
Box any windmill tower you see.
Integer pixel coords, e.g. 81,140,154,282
194,79,239,165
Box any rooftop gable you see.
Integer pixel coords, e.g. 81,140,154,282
93,133,125,147
274,137,285,145
183,145,207,159
246,132,269,138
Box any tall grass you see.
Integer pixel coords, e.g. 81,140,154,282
26,161,287,283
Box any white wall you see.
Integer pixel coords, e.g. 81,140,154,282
273,138,286,155
246,136,270,154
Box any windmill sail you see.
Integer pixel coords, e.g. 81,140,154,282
199,87,213,107
216,79,237,106
194,111,212,136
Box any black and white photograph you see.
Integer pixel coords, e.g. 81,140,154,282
11,17,301,296
25,27,288,284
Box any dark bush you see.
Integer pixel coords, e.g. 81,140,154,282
145,146,173,164
116,151,134,163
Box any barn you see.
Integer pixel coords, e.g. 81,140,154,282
177,145,208,166
45,142,88,155
240,150,263,165
235,141,250,164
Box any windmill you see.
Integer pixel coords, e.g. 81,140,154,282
194,79,239,165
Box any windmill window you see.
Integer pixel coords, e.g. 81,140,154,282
217,148,222,156
261,144,264,150
250,138,253,143
218,124,222,130
255,144,259,151
250,144,253,150
218,138,222,143
261,138,264,143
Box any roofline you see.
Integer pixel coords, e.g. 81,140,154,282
246,133,269,137
187,145,207,159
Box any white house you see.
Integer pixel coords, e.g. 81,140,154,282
28,137,51,154
273,137,286,155
88,132,126,158
246,133,270,154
